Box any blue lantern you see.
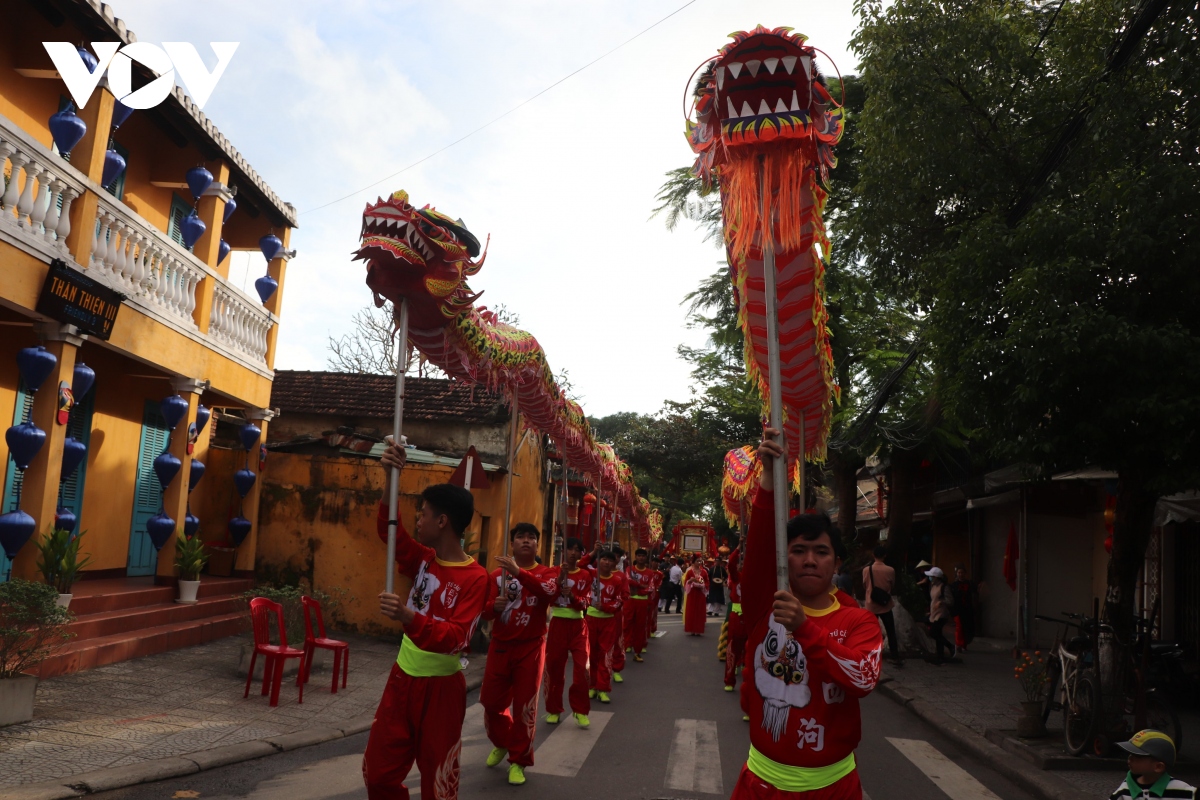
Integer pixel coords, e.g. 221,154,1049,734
146,512,176,551
195,404,211,434
160,394,188,430
217,239,231,266
184,512,200,538
0,510,37,560
239,423,261,451
6,422,46,470
60,437,88,482
188,459,206,491
180,210,206,250
111,100,134,129
254,274,278,304
234,468,256,498
72,362,96,400
258,234,282,262
76,46,98,73
55,507,78,535
49,104,87,157
17,346,57,393
186,166,213,201
153,451,182,489
101,149,126,188
223,194,237,223
228,516,252,546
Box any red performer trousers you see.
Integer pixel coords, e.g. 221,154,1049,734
586,613,617,692
650,594,660,633
362,663,467,800
730,764,864,800
611,610,626,673
481,637,545,767
544,616,590,715
724,610,747,687
627,597,650,654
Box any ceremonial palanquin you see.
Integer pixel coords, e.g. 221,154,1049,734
687,26,842,482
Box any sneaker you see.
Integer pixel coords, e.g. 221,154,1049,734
508,764,526,785
724,685,734,692
574,712,590,729
633,654,644,663
486,747,507,767
588,689,596,699
545,713,560,725
598,691,611,704
742,714,750,722
613,672,623,683
625,647,633,653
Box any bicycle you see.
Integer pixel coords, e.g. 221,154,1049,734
1038,612,1101,755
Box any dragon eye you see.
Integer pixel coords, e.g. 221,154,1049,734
770,662,786,677
764,631,779,657
791,669,804,684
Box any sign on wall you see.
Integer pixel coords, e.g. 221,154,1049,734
36,259,125,340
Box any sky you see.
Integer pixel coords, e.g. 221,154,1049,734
109,0,862,417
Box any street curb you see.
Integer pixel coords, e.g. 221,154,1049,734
5,673,485,799
877,680,1095,800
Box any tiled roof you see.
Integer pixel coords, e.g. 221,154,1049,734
270,371,509,424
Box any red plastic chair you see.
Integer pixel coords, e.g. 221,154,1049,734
300,595,349,693
243,598,305,707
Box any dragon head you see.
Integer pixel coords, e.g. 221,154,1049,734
355,190,487,330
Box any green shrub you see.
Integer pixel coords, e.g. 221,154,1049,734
173,535,208,581
240,584,347,647
0,579,73,678
36,528,92,594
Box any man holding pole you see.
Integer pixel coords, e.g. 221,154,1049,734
731,430,882,800
543,537,592,728
624,548,655,662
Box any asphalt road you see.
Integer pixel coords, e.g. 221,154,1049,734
93,614,1035,799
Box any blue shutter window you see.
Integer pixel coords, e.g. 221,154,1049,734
127,400,171,576
166,195,190,247
1,385,36,581
57,390,95,529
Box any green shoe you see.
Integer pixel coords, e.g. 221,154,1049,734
574,712,590,729
625,646,633,653
598,691,611,704
545,713,560,725
724,685,734,692
508,764,526,785
742,714,750,722
588,688,596,699
613,672,623,683
486,747,507,767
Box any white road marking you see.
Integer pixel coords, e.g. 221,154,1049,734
403,702,486,786
887,738,1003,800
526,710,615,777
664,719,723,795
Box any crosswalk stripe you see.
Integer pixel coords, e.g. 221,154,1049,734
887,738,1003,800
526,710,615,777
664,719,723,795
403,703,486,786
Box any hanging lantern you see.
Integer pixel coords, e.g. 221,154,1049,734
72,362,95,400
0,510,37,560
234,468,256,498
239,423,261,451
222,194,237,223
217,239,231,266
180,210,206,249
258,233,282,262
254,274,278,304
55,507,78,535
188,458,206,491
60,437,88,482
185,166,213,201
75,46,98,72
102,149,126,187
194,404,211,435
111,100,134,129
17,346,58,393
153,451,182,489
146,512,176,551
49,104,87,156
160,394,189,430
184,512,200,538
6,422,46,470
229,515,252,546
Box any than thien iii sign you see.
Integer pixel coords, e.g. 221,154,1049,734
37,259,125,340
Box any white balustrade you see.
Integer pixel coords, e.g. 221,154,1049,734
0,129,83,257
209,286,271,363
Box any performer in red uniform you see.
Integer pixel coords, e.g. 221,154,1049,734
584,548,627,703
610,545,627,682
683,556,710,635
649,556,664,637
364,444,489,800
480,523,558,786
732,430,882,800
624,548,655,661
543,537,592,729
725,544,748,691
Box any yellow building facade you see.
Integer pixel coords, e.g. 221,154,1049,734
0,1,295,584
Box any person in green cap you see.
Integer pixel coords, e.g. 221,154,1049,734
1110,729,1196,800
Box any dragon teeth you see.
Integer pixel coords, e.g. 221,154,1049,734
791,90,800,112
728,62,743,80
782,56,797,74
746,60,761,77
775,98,788,113
741,101,753,118
801,56,812,77
764,58,779,74
716,66,725,90
728,97,738,118
758,99,770,115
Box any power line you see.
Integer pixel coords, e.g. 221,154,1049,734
301,0,699,216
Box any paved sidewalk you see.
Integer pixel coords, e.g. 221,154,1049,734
2,633,483,793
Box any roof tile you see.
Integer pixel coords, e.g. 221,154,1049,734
270,371,509,424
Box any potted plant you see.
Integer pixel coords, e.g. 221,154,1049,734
174,534,208,604
1014,650,1049,737
35,527,92,608
0,579,72,726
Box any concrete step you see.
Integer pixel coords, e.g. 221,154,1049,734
67,595,245,640
68,576,253,616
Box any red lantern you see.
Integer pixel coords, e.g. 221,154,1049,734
580,492,596,527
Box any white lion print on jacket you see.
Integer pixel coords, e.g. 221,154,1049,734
754,615,811,742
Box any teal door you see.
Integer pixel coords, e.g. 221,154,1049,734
127,401,170,577
0,386,35,582
58,390,95,532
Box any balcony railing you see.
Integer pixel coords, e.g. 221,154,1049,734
0,112,274,370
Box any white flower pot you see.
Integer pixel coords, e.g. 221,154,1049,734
0,675,38,727
177,579,201,604
55,593,72,609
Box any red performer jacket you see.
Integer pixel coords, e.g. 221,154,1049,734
483,564,559,642
553,567,593,613
586,567,628,615
739,489,882,769
728,546,743,608
375,502,488,658
625,565,656,598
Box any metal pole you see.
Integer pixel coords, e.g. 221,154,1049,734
385,299,410,595
503,395,519,556
759,157,790,593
